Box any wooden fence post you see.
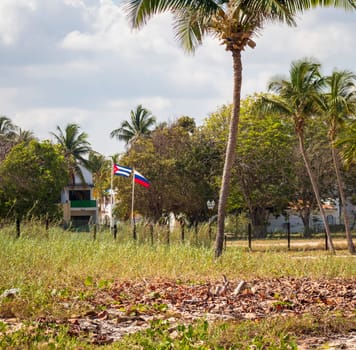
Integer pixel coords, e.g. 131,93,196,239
248,223,252,250
287,222,291,250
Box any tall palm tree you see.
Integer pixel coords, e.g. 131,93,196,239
123,0,355,257
51,123,92,184
110,104,156,146
264,59,335,253
320,70,356,254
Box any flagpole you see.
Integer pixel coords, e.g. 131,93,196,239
110,158,114,232
131,168,137,240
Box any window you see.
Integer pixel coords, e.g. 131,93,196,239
69,190,90,201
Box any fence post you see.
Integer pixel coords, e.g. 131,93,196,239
166,225,170,245
150,223,154,245
325,231,328,251
287,222,290,250
248,223,252,250
113,224,117,240
93,224,97,241
132,219,137,241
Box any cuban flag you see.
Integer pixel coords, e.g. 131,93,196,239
134,170,150,188
113,164,132,177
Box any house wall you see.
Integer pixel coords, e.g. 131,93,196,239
267,198,356,233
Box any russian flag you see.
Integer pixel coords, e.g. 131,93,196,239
113,164,132,177
134,170,150,188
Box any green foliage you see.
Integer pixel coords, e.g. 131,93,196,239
237,96,295,225
174,115,196,133
0,140,69,222
202,97,297,236
122,319,211,350
336,119,356,167
86,151,111,212
117,121,221,222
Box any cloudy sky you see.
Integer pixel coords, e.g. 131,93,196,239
1,0,355,156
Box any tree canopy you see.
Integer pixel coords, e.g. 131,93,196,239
0,140,69,234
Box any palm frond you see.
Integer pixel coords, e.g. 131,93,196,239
124,0,219,29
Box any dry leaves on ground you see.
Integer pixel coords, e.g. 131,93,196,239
67,276,356,344
1,277,355,346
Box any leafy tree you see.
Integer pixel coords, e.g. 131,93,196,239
176,126,222,223
264,59,336,252
203,98,296,237
320,70,356,254
236,96,295,238
123,0,355,257
116,119,220,223
110,104,156,147
0,140,69,237
175,116,196,134
51,123,91,184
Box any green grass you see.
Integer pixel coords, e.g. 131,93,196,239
0,222,355,348
117,312,356,350
1,313,355,349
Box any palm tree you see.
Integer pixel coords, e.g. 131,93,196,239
110,105,156,146
123,0,355,257
264,59,335,253
0,116,17,136
51,123,92,184
14,128,36,144
87,151,111,221
320,70,356,254
0,116,19,162
336,120,356,167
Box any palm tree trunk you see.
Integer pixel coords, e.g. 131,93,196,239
330,144,355,254
215,50,242,258
297,133,335,253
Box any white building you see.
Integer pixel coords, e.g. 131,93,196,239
61,166,98,231
267,199,356,234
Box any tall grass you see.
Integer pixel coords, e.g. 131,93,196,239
1,222,355,294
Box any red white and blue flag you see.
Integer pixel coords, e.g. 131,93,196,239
113,164,132,178
134,170,150,188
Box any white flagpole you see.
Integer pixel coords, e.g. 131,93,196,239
131,168,136,240
110,158,114,231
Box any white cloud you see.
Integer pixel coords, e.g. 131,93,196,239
0,0,37,45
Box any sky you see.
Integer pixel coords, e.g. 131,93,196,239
0,0,355,156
